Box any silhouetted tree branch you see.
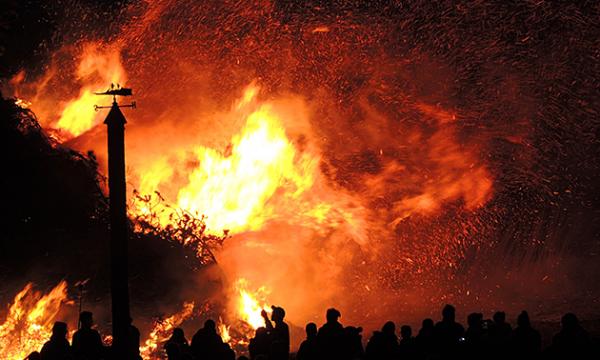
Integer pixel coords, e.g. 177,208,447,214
131,190,228,265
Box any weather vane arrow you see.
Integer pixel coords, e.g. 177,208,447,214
94,83,136,111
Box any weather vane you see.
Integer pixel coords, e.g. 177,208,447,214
94,83,136,111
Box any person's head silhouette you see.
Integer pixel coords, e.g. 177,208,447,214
467,313,483,328
204,319,216,332
400,325,412,339
306,322,317,339
517,311,530,328
271,306,285,323
326,308,341,323
172,327,185,341
79,311,93,329
422,318,434,330
561,313,579,331
493,311,506,324
52,321,68,339
382,321,395,335
255,326,268,338
442,304,456,322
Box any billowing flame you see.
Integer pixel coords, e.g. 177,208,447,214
55,44,126,137
0,281,70,360
7,42,126,139
134,84,335,236
139,301,195,360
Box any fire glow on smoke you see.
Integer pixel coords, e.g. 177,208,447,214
0,1,533,358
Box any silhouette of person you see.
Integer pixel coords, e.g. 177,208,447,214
365,321,398,360
343,326,364,360
261,306,290,360
488,311,511,359
165,342,181,360
464,313,484,360
40,321,72,360
416,318,435,359
164,327,192,360
510,311,541,359
221,342,236,360
249,327,271,360
317,308,345,360
27,352,42,360
297,323,319,360
549,313,591,359
433,304,465,358
128,317,142,360
398,325,417,360
72,311,103,360
191,319,225,360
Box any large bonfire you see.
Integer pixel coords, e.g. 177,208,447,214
2,1,598,359
1,42,490,358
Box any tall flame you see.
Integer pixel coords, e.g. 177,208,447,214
133,84,358,239
177,105,315,233
0,281,70,360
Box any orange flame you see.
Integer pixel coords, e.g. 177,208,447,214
55,43,126,137
6,42,127,139
217,319,231,343
133,84,363,240
0,281,70,360
234,278,271,330
139,301,195,360
215,279,272,347
14,98,32,109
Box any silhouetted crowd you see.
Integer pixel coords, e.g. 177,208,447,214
27,304,598,360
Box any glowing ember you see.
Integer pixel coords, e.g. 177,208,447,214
14,98,32,109
0,281,70,360
103,334,113,346
139,301,195,360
